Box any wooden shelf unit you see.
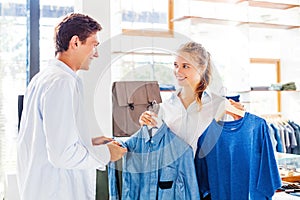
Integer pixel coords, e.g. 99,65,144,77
193,0,300,10
172,16,300,30
248,0,299,10
172,0,300,30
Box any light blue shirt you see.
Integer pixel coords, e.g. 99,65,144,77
195,112,281,200
109,123,200,200
17,59,110,200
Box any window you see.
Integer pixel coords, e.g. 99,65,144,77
40,0,74,69
111,51,175,84
120,0,174,37
0,1,27,196
242,58,281,115
111,51,176,102
0,0,74,197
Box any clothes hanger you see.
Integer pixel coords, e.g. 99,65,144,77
215,99,245,122
147,100,163,136
261,113,285,125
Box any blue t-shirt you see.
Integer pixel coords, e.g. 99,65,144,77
195,112,282,200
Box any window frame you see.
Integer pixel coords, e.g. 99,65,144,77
121,0,174,37
250,58,281,112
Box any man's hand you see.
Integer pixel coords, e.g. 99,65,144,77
92,136,113,145
107,142,127,162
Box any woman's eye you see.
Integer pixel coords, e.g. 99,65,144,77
183,64,189,68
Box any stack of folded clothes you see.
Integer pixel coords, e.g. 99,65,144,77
250,86,270,91
269,83,282,91
269,82,297,91
282,82,297,91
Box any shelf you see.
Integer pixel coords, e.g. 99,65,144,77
172,16,300,29
249,0,299,10
237,90,300,93
112,51,172,56
192,0,246,3
242,22,300,29
175,0,300,29
122,29,174,38
172,16,242,26
193,0,300,10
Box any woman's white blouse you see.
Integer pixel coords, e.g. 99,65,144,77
160,89,224,154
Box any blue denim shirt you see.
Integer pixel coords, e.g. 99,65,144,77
108,123,200,200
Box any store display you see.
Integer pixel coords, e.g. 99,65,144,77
277,152,300,178
264,116,300,155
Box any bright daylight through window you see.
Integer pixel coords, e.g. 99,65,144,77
0,0,74,198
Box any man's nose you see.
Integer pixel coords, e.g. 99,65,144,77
93,47,99,58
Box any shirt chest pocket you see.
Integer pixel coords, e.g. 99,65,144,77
158,166,177,190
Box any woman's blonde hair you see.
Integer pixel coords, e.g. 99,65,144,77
176,41,212,107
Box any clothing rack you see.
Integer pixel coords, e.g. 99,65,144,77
261,113,300,155
260,113,288,124
261,113,282,119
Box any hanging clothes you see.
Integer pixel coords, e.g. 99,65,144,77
194,112,281,200
285,123,297,153
264,115,300,155
289,121,300,154
267,122,279,153
108,123,200,200
269,123,284,153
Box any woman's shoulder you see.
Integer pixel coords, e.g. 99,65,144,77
161,89,180,104
202,88,226,105
209,92,226,101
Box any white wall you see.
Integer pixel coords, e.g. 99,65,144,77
280,29,300,123
76,0,113,137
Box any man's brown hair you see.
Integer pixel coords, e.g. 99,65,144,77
54,13,102,55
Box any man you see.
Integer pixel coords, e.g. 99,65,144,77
17,13,127,200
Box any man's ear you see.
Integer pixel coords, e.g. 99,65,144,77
70,35,79,49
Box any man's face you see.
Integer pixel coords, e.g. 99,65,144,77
79,33,99,71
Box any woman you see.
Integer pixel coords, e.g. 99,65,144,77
139,41,244,153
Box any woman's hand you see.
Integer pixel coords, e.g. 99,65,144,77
226,99,246,120
139,111,158,127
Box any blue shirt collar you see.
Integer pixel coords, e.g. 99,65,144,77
142,123,168,143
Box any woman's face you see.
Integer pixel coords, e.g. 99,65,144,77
173,53,201,89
